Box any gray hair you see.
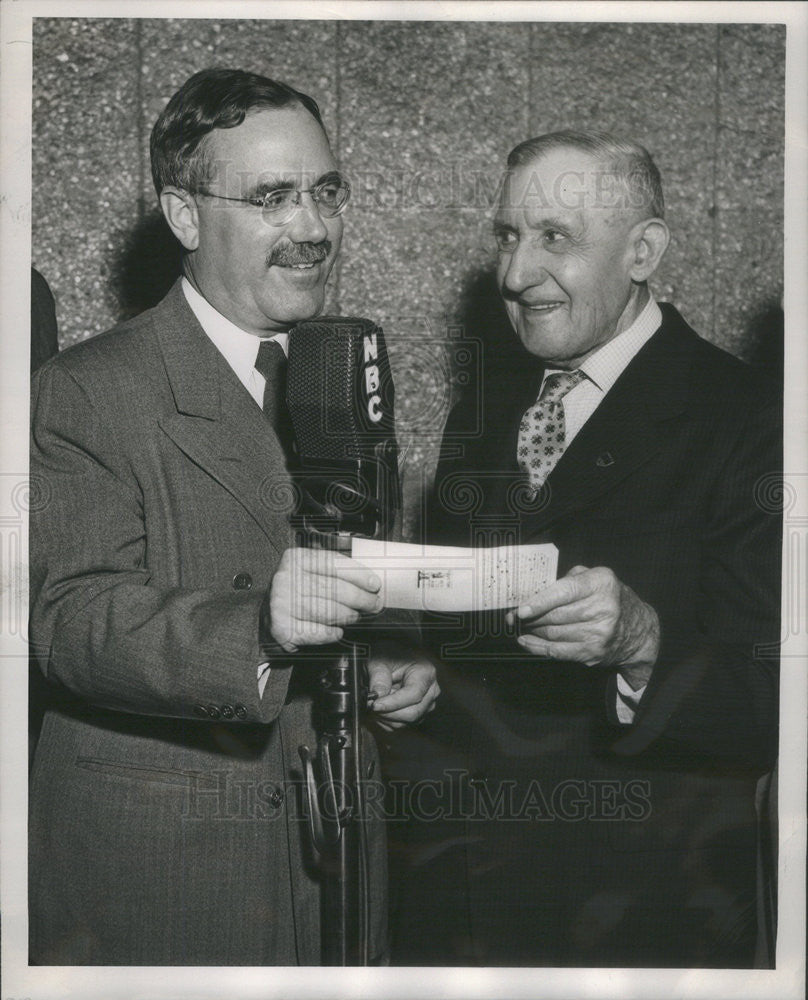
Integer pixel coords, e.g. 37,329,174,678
506,128,664,219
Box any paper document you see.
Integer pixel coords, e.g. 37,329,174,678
351,538,558,612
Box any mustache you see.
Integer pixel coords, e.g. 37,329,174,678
267,241,332,267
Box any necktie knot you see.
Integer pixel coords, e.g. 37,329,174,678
255,339,286,383
538,369,586,405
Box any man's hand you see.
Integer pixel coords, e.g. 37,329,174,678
366,643,440,731
267,547,383,653
508,565,660,685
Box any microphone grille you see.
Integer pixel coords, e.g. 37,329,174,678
287,316,395,461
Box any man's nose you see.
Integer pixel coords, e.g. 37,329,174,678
286,192,329,243
500,244,548,296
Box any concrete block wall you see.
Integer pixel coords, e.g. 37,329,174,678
32,18,785,534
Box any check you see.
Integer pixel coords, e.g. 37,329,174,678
351,538,559,612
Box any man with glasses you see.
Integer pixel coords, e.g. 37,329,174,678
29,68,437,966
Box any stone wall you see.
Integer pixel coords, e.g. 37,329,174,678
32,18,785,533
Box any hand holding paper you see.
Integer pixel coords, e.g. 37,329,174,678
511,564,660,678
351,538,558,613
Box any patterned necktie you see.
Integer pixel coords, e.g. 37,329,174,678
254,339,295,460
517,369,586,491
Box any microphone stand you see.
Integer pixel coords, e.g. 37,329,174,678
296,442,398,966
299,638,371,966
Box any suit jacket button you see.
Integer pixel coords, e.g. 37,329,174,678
221,704,234,719
269,788,285,808
207,705,221,719
232,572,253,591
234,704,247,720
193,704,209,718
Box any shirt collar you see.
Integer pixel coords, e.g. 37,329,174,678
578,296,662,393
181,277,288,388
540,296,662,393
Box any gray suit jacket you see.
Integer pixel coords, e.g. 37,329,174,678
29,280,386,965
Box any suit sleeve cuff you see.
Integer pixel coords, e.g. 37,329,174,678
257,661,271,698
608,672,648,725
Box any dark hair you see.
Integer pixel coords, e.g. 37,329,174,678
507,128,665,219
150,67,325,197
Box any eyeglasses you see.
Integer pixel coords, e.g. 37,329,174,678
193,173,351,226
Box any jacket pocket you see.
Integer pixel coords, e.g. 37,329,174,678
74,756,213,788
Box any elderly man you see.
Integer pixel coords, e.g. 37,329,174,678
391,130,780,967
29,67,437,966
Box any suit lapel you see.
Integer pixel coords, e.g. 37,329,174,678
520,307,695,532
154,281,293,555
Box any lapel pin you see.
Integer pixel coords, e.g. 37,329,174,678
596,451,615,468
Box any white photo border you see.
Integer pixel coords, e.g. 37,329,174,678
2,2,805,998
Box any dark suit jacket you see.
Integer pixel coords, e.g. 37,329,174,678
29,267,60,767
390,304,781,967
30,267,59,373
29,280,387,965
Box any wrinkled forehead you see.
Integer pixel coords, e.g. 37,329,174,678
496,148,628,222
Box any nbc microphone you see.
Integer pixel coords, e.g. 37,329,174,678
286,315,401,965
286,316,400,546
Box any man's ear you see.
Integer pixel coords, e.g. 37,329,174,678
628,218,670,283
159,187,200,252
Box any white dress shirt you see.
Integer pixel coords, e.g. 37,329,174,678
182,277,287,695
538,296,662,445
182,277,288,396
536,295,663,722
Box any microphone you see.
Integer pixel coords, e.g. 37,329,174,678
286,316,400,546
287,317,401,964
